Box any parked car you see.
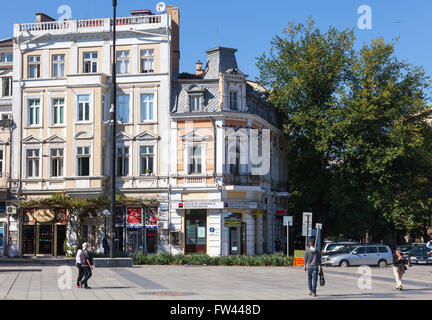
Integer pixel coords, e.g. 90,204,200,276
321,241,358,254
322,244,393,268
396,244,412,261
408,244,432,265
321,245,354,261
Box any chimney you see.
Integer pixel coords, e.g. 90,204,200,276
167,5,180,75
35,12,56,23
195,60,204,76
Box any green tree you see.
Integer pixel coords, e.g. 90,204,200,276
257,18,432,243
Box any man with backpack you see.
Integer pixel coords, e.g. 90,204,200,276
304,238,323,297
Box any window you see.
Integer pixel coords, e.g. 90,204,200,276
28,99,40,126
140,146,154,175
117,51,130,74
102,95,107,122
51,149,64,177
140,49,154,73
117,94,130,123
77,95,90,122
116,147,129,176
190,96,201,112
52,98,64,125
83,52,98,73
0,150,3,176
102,147,106,176
2,77,12,97
229,146,241,175
77,147,90,176
52,54,65,77
141,93,154,121
26,149,40,178
188,146,202,174
28,55,41,79
366,247,378,254
354,247,366,254
378,247,389,253
229,91,238,111
1,53,13,63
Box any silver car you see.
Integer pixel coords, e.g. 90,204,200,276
322,244,392,268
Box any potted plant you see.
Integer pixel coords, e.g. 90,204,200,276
145,169,151,176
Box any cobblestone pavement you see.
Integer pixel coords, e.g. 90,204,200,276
0,264,431,300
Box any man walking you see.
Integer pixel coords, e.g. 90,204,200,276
304,238,322,297
80,242,93,289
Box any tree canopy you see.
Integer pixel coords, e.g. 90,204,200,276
257,18,432,244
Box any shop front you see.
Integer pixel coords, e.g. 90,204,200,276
21,209,67,256
185,209,207,254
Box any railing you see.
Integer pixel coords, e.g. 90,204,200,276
18,15,163,33
185,177,206,185
19,21,70,32
223,174,262,186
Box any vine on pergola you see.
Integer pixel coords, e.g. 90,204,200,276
19,192,160,244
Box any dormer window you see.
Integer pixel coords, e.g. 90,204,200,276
190,96,201,112
229,91,239,111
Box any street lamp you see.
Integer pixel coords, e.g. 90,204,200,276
109,0,118,258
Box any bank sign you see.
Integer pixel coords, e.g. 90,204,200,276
172,201,225,210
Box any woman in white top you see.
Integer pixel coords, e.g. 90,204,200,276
75,243,84,288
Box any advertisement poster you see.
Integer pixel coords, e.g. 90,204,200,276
127,207,143,228
145,207,158,229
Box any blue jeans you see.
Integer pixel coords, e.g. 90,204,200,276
307,266,319,293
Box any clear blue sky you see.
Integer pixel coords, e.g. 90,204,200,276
1,0,431,81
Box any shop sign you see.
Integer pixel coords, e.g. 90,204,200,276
173,200,224,209
127,207,143,228
159,203,169,211
224,201,261,209
251,209,263,215
55,209,67,224
224,217,242,227
276,209,286,216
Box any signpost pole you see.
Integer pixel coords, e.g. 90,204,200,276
227,227,229,257
305,215,309,250
286,223,289,257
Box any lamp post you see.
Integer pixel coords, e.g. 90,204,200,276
109,0,117,258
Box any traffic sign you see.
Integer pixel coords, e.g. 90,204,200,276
316,223,322,230
302,212,312,236
283,216,293,226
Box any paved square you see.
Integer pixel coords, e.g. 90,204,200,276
0,264,431,300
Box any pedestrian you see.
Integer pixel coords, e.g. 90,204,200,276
75,243,84,289
80,242,93,289
274,238,281,252
103,234,110,255
304,238,323,297
426,240,432,255
392,249,407,291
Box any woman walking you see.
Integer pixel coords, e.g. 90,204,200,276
75,243,84,289
393,249,407,291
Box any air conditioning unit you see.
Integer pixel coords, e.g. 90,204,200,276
6,206,17,215
158,221,168,230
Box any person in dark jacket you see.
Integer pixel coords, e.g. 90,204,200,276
102,234,110,255
392,249,407,291
304,238,322,297
80,242,93,289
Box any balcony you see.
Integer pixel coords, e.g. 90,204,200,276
14,15,166,38
223,174,262,186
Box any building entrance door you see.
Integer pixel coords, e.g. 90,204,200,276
22,225,35,255
185,210,207,254
126,228,143,254
38,224,53,255
56,225,67,256
229,227,241,255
